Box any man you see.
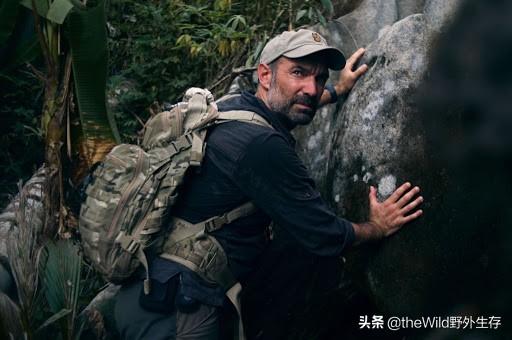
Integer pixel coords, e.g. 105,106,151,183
115,29,423,340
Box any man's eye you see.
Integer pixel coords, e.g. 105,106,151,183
292,70,304,76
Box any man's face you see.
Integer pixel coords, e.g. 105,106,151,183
266,56,329,125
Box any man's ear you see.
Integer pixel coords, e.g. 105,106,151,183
257,63,272,91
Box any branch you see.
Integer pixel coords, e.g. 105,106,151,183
56,55,73,122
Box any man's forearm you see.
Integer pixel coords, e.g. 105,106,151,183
351,221,385,246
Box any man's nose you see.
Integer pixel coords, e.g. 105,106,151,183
302,76,319,97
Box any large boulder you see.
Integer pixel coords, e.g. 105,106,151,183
296,10,439,321
293,1,512,338
327,13,437,316
332,0,364,17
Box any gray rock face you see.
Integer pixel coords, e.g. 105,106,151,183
424,0,461,33
292,2,510,334
326,15,433,315
330,14,429,216
332,0,364,17
336,0,399,49
295,0,435,193
397,0,426,19
329,0,425,54
292,0,464,318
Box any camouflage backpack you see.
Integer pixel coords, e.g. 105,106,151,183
79,88,271,294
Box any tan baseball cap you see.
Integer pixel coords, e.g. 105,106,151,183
260,29,346,70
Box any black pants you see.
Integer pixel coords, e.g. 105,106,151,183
242,231,342,340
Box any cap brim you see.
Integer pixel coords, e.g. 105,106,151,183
283,45,346,70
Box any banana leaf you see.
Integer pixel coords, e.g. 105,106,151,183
19,0,83,24
13,0,119,170
66,0,120,169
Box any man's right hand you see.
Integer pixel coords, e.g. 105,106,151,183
335,48,369,95
352,182,423,245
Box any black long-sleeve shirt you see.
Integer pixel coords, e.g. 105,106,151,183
150,91,354,305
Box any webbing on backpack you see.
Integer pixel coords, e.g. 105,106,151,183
217,110,273,129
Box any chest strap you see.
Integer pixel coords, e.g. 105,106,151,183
164,201,256,246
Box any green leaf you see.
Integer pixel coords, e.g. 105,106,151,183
10,35,40,66
253,40,264,59
40,240,82,335
316,8,327,26
320,0,334,15
296,9,307,23
226,15,247,31
66,0,120,150
35,308,72,333
46,0,75,24
20,0,79,24
41,241,81,313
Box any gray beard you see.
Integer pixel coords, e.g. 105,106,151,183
267,85,317,126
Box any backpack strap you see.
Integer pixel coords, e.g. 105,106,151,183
203,201,257,232
162,202,257,254
189,130,207,166
217,110,273,129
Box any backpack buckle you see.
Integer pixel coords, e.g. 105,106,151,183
116,232,140,254
204,214,228,233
